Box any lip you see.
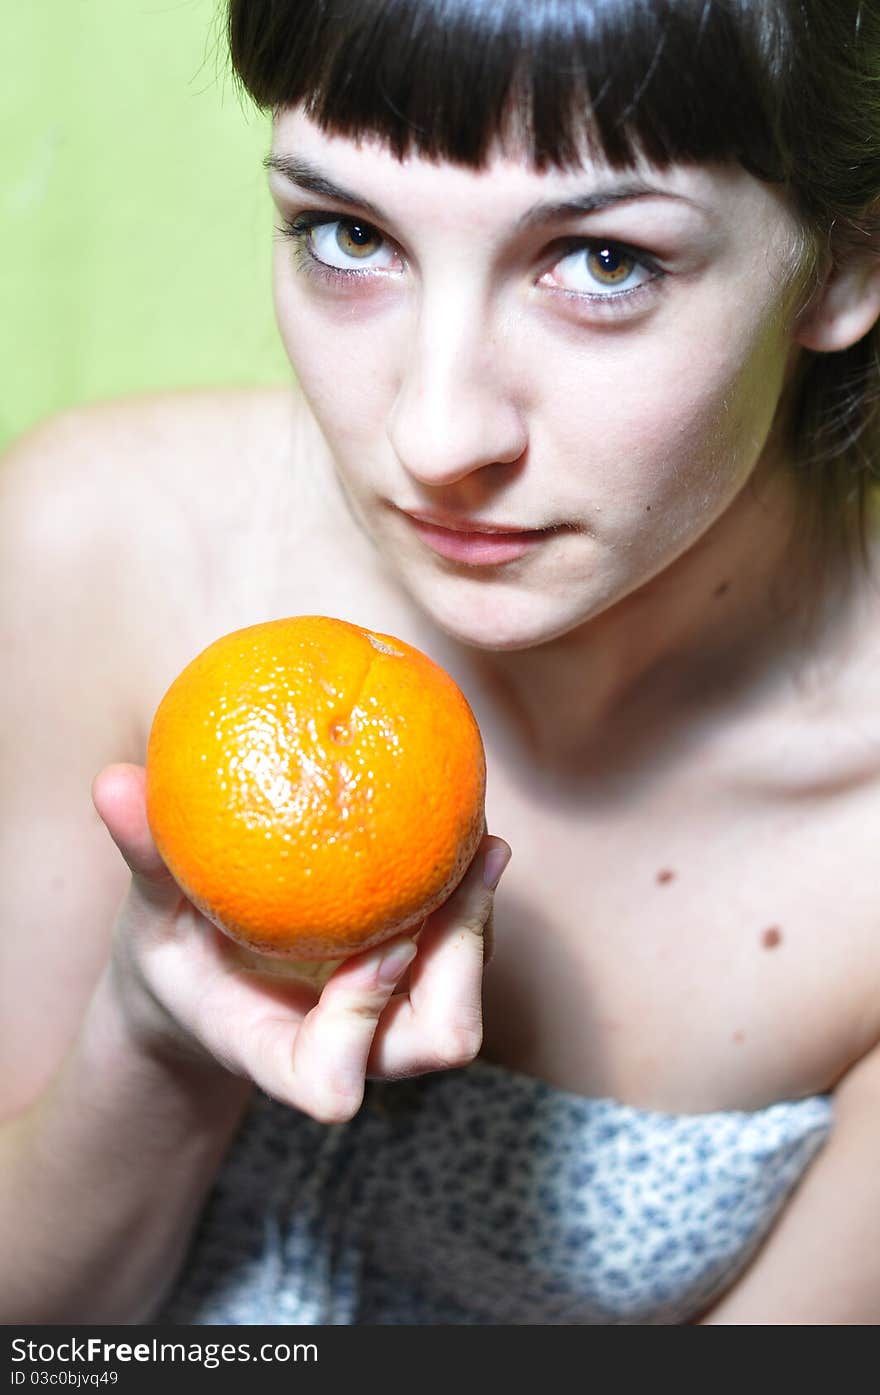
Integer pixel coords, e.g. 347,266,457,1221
399,509,556,565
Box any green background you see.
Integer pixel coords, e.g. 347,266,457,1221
1,0,290,451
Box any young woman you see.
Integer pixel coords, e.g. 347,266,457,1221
2,0,880,1324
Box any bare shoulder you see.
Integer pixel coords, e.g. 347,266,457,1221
802,545,880,1088
5,383,315,663
2,384,299,517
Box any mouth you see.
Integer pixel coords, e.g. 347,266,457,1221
398,509,560,566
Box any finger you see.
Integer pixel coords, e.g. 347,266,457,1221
92,763,180,911
137,925,417,1120
365,834,511,1078
284,936,419,1121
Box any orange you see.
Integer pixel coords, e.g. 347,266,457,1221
145,615,486,960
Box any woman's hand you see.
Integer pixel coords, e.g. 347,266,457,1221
92,763,511,1124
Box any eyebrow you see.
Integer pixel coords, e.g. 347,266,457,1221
264,153,707,229
265,154,387,223
514,184,707,230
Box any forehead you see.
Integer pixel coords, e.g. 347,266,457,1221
270,106,790,234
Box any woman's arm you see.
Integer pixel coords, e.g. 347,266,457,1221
0,974,251,1324
698,1038,880,1324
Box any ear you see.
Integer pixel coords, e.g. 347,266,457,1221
793,254,880,352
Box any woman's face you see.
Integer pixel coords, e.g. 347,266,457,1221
268,106,806,651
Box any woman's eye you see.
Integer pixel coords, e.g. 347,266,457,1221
543,243,656,297
307,218,395,272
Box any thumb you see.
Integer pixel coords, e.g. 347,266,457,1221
91,762,180,905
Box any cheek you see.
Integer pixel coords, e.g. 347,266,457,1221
273,256,395,441
545,309,791,533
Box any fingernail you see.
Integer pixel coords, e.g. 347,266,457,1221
482,843,511,890
377,939,417,986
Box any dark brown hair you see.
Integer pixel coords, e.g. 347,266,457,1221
227,0,880,563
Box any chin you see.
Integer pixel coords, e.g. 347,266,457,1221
404,573,598,652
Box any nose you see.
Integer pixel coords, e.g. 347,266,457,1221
386,291,528,486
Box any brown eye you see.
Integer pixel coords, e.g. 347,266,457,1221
335,220,382,259
302,217,396,274
586,246,635,285
542,239,656,301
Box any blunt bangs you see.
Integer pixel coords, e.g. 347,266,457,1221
228,0,791,182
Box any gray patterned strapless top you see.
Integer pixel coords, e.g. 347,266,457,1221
157,1057,832,1325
